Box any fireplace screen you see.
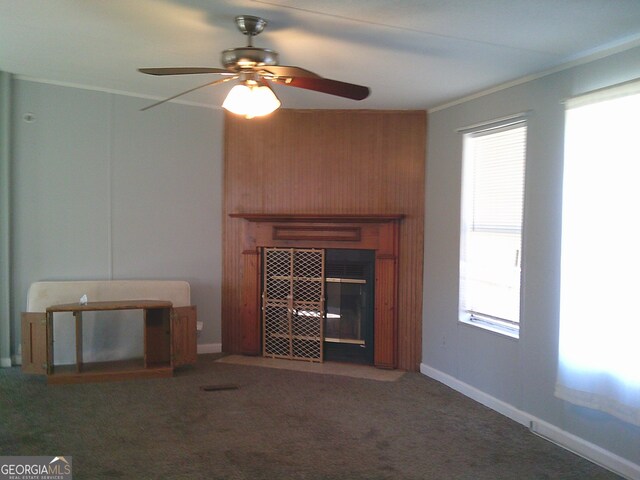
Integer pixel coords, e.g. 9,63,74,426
262,248,325,362
325,279,367,344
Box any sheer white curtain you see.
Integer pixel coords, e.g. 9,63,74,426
556,79,640,426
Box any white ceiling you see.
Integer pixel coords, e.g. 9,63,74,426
2,0,640,111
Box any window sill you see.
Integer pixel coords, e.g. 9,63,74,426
459,315,520,339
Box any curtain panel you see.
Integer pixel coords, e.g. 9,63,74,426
556,78,640,426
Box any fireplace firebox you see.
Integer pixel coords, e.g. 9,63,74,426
324,249,375,364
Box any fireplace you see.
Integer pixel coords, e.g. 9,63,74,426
230,213,403,369
259,247,375,364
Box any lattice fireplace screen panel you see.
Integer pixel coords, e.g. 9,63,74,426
262,248,325,362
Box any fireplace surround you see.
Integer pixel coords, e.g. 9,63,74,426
230,213,403,369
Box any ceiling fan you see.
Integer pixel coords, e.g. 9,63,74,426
139,15,370,117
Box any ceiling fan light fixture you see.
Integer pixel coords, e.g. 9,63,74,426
222,82,281,119
139,15,370,112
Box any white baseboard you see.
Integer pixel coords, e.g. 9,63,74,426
197,343,222,354
420,363,640,480
420,363,530,426
0,357,11,368
530,419,640,480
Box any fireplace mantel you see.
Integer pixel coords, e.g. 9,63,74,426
231,213,403,369
230,213,404,223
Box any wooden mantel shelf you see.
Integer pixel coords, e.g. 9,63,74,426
230,213,405,223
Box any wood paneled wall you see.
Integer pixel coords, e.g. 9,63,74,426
223,109,426,371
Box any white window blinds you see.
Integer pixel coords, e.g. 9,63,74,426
460,118,527,335
468,124,526,233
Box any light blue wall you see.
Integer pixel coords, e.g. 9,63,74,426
10,79,223,357
423,46,640,470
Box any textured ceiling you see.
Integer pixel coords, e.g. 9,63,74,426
1,0,640,110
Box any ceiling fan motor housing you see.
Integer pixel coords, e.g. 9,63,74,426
235,15,267,36
221,47,279,71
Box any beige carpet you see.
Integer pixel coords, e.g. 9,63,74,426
2,354,621,479
216,354,405,381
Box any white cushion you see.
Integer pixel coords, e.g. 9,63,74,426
26,280,191,312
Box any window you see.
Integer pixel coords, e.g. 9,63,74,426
459,118,527,338
556,79,640,426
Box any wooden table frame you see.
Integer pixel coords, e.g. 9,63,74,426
22,300,197,384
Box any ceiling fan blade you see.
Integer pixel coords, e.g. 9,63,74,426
260,65,322,78
272,76,370,101
139,67,232,76
140,76,237,111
